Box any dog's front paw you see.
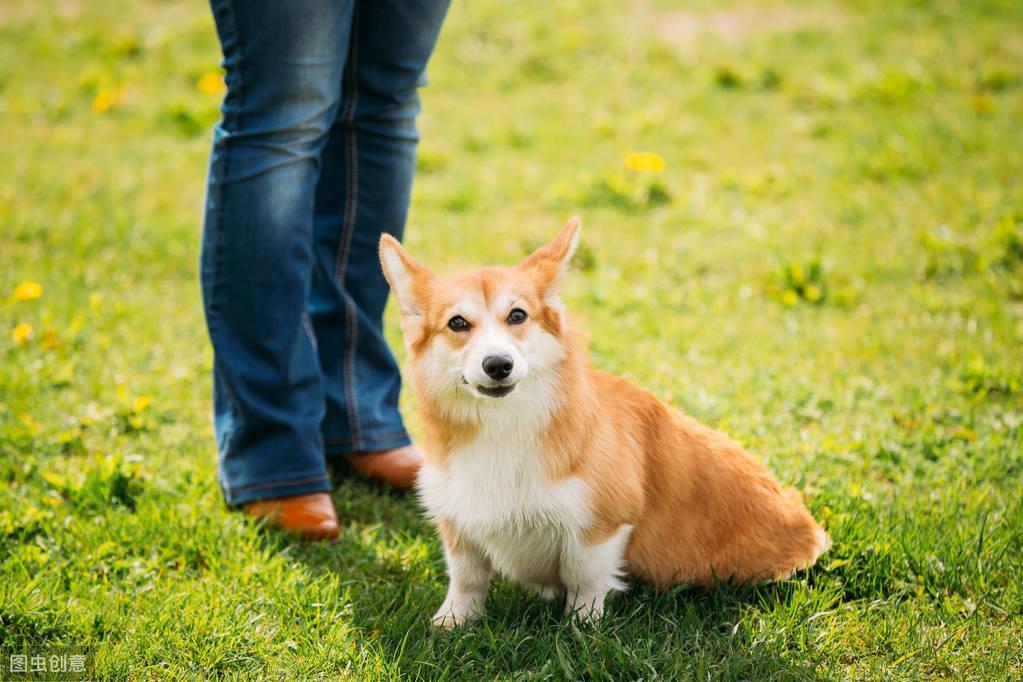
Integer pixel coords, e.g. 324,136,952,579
432,598,483,629
536,585,563,602
565,592,607,624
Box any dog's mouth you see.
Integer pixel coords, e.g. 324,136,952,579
460,375,517,398
476,383,516,398
460,375,516,398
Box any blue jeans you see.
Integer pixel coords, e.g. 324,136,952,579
200,0,450,506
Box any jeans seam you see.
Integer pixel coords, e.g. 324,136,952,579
334,4,362,451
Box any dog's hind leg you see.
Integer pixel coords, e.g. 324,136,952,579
560,524,633,622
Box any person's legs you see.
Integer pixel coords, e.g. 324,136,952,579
308,0,451,456
201,0,354,506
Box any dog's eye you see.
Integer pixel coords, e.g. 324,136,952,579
507,308,528,325
447,315,471,332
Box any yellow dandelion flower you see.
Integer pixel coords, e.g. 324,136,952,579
11,322,33,344
42,471,67,488
198,71,226,95
92,88,121,113
133,395,153,412
12,280,43,301
780,290,799,307
625,152,666,172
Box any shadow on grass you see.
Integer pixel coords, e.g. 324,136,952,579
262,475,830,680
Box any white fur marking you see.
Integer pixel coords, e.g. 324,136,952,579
418,398,599,622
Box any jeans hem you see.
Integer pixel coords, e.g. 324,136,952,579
323,430,411,456
222,472,332,507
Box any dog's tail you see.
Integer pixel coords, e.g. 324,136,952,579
783,486,832,569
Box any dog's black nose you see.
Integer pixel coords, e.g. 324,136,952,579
482,354,514,381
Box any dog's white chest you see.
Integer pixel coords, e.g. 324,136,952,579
418,438,591,585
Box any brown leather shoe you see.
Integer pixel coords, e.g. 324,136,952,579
348,444,424,491
244,492,340,541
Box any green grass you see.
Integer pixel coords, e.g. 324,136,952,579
2,0,1022,678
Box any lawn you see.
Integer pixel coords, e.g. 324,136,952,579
2,0,1022,678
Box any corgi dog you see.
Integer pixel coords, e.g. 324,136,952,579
378,217,830,627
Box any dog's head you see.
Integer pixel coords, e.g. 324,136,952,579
379,217,581,419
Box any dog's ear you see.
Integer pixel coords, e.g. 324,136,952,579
379,235,433,341
518,216,581,302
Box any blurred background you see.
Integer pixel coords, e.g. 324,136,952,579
1,0,1021,678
